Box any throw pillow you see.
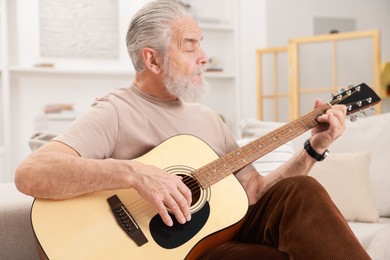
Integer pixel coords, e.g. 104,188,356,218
309,151,379,222
239,118,286,139
325,112,390,217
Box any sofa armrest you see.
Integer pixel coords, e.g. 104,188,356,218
0,183,40,260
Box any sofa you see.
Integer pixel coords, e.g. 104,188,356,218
239,111,390,260
1,112,390,259
1,182,40,259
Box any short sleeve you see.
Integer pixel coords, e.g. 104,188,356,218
53,100,119,159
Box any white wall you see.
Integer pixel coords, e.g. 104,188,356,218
238,0,267,121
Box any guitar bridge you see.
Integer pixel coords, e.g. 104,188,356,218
107,195,148,247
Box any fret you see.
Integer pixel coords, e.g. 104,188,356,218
194,168,211,188
208,163,224,182
194,160,231,189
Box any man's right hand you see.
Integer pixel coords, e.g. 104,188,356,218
130,161,193,227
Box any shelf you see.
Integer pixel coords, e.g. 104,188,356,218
205,71,235,79
7,66,235,79
9,66,134,76
36,111,79,120
199,22,234,31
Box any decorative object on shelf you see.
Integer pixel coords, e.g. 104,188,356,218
206,57,223,72
34,63,55,68
181,0,227,25
44,103,73,114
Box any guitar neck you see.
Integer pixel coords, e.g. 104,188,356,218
193,103,331,189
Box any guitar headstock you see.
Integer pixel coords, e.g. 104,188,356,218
330,83,381,121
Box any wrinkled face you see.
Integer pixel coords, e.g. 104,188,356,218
162,16,209,102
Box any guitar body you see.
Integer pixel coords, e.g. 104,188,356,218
31,135,249,259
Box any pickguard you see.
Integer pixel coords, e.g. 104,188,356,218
149,202,210,249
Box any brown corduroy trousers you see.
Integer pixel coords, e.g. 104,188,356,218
201,176,371,260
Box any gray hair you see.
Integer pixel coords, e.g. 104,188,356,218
126,0,192,72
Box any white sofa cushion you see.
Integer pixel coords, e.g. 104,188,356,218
366,225,390,259
334,112,390,217
238,119,295,175
291,112,390,217
237,138,295,175
239,118,285,139
348,218,390,249
309,151,379,222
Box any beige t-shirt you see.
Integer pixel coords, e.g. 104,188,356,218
54,84,239,161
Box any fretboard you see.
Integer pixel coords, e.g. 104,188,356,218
193,103,331,189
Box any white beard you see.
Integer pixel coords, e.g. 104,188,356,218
163,59,209,102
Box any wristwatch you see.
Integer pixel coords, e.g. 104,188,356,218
304,139,329,161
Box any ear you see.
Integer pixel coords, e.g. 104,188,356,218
142,48,163,74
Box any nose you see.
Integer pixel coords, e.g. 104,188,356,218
197,48,208,66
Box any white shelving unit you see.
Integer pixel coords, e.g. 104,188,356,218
192,0,241,134
0,0,241,182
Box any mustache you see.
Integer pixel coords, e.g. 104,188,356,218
193,65,208,76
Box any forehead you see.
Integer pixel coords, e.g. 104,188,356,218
170,16,202,45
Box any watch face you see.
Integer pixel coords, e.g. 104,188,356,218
322,150,330,159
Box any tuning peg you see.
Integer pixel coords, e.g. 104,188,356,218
349,114,359,122
369,106,376,113
360,110,367,117
339,88,346,93
331,93,342,100
347,84,354,89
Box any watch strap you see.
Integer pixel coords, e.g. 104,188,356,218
304,139,329,161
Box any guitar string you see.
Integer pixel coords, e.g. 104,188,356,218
121,176,200,218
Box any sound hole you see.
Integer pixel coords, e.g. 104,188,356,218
180,174,201,207
164,165,209,213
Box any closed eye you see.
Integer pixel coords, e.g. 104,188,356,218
183,37,203,53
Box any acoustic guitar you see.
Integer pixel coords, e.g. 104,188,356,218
31,83,380,259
